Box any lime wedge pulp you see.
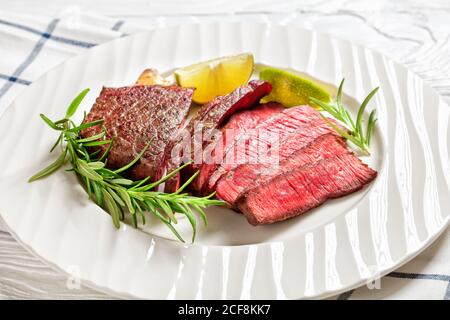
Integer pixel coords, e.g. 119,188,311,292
259,66,330,107
175,53,254,104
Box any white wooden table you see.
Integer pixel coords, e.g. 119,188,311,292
0,0,449,299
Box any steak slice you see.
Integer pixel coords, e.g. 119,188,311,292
236,152,377,225
196,80,272,127
165,80,272,193
204,105,334,195
80,85,194,181
190,102,284,193
216,134,347,205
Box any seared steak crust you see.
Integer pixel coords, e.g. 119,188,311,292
80,85,194,181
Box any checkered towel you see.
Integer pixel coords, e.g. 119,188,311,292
0,9,448,300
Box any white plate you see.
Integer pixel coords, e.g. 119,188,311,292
0,22,449,299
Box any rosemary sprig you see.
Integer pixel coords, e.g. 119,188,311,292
310,79,379,155
29,89,224,243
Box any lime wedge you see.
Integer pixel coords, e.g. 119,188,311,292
259,67,330,107
175,53,254,104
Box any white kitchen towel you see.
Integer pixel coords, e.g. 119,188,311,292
0,10,448,300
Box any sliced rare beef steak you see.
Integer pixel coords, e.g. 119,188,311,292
80,85,194,181
216,133,347,206
189,102,284,193
165,80,272,193
236,152,377,225
193,80,273,132
204,105,337,195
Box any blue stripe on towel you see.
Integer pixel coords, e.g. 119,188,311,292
444,282,450,300
111,20,125,31
0,73,31,85
388,272,450,300
0,18,95,48
337,290,354,300
336,271,450,300
0,19,59,99
43,34,95,48
387,272,450,282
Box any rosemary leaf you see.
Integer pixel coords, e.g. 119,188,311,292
143,199,170,224
110,178,133,185
28,148,67,182
175,170,199,194
76,158,103,181
106,187,125,207
75,131,105,143
163,221,185,243
92,181,104,207
310,79,378,155
65,88,90,119
192,203,208,227
50,133,63,153
366,110,377,146
66,119,103,133
117,188,134,214
88,149,102,158
97,168,121,179
181,203,197,243
83,140,112,147
156,198,177,223
102,189,121,228
356,87,379,138
137,162,191,192
97,137,114,162
114,141,151,174
131,212,138,228
40,114,64,131
87,161,105,170
133,199,146,225
85,176,92,198
129,176,151,190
